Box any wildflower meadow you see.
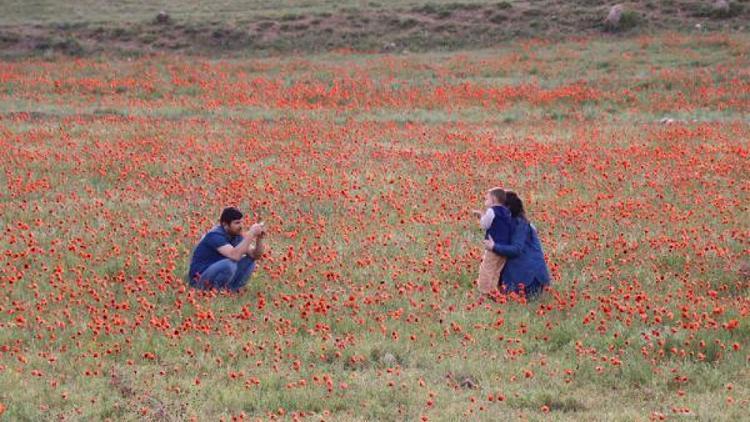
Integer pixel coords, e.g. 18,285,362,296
1,31,749,420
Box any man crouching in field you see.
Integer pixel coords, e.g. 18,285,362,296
188,207,266,291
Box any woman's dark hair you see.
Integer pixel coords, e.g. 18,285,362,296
220,207,243,224
504,191,526,219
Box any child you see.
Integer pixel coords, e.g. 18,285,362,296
472,187,512,295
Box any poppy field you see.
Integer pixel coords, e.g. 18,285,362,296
1,33,749,420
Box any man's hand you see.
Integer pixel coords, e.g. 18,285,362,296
247,222,267,259
247,222,265,238
257,222,267,239
472,209,483,218
483,235,495,251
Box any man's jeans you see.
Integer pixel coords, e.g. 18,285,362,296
193,257,256,291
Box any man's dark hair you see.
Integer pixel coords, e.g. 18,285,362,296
220,207,243,224
489,187,506,205
505,191,526,220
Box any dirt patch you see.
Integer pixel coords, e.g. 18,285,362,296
445,371,480,390
0,0,748,58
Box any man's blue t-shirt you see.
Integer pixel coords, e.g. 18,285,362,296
189,225,243,280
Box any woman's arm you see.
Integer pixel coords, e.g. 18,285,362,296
490,220,529,258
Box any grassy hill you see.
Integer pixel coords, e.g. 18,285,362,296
1,0,748,57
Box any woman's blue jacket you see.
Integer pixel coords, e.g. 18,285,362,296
492,217,551,294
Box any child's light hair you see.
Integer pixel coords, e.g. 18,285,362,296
488,187,506,204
